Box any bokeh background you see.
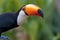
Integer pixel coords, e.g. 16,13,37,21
0,0,60,40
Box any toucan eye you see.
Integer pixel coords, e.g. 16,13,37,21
22,7,28,16
22,7,25,11
38,9,44,17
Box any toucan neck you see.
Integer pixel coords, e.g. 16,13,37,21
17,10,28,26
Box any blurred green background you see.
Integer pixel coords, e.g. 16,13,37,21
0,0,60,40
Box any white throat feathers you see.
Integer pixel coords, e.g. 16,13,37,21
17,10,28,26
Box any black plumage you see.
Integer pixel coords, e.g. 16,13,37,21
0,12,18,33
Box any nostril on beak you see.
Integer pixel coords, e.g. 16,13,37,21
38,9,44,17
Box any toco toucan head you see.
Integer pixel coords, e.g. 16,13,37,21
17,4,44,25
18,4,44,17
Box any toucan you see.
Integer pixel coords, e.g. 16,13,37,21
0,4,44,34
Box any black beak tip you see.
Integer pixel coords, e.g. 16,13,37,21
38,9,44,18
42,15,44,18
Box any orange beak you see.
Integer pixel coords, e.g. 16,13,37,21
24,4,44,17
